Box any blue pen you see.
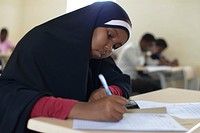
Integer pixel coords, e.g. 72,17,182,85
98,74,112,95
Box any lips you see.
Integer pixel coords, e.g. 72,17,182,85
94,51,102,58
93,50,107,58
99,51,106,55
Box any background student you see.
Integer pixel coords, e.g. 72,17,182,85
150,38,179,66
0,28,14,67
0,28,14,54
0,2,132,132
117,33,161,94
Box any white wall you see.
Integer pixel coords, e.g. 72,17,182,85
0,0,23,45
117,0,200,67
0,0,67,45
21,0,67,36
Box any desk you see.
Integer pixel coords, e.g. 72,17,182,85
136,66,193,89
27,88,200,133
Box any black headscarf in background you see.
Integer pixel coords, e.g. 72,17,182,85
0,1,132,132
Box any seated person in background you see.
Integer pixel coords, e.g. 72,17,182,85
148,38,179,66
0,28,14,54
0,28,15,67
117,33,161,95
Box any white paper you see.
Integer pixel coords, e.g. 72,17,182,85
146,66,172,72
136,100,171,108
167,103,200,119
73,113,187,132
136,100,200,119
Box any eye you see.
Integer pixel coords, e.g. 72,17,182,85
107,31,113,40
112,43,122,50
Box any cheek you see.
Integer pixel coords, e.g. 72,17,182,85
91,37,100,50
92,33,106,50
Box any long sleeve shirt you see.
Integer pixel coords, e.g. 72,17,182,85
30,85,123,119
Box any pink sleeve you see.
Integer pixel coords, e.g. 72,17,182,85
6,40,14,49
30,96,78,119
108,85,123,96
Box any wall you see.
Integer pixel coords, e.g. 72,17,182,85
21,0,67,36
0,0,23,45
117,0,200,67
0,0,67,45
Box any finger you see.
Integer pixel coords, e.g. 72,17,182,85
114,103,127,114
109,110,124,121
89,93,106,102
94,90,108,99
109,97,127,114
88,97,94,102
99,91,108,98
114,96,128,106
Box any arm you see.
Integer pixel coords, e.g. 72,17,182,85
30,96,77,119
88,85,123,102
31,95,128,122
30,58,130,121
68,95,128,121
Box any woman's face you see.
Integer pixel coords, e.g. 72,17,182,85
91,27,128,59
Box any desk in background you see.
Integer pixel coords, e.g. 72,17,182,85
27,88,200,133
136,66,195,89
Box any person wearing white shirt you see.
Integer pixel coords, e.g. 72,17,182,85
117,42,145,79
117,33,161,94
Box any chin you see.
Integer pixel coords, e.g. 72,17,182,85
101,55,110,59
91,55,101,59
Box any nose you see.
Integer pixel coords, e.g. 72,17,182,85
104,44,114,55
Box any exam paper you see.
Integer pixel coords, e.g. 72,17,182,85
146,66,172,72
73,113,187,132
136,100,200,119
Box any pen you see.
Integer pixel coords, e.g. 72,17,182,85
98,74,112,95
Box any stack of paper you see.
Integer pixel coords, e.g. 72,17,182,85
136,100,200,119
146,66,172,72
73,113,187,132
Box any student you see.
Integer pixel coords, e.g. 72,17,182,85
0,28,14,54
151,38,168,60
0,28,14,67
117,33,155,79
151,38,179,66
0,2,132,133
117,33,161,94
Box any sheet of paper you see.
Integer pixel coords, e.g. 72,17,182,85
146,66,172,72
73,113,187,132
136,100,200,119
167,103,200,119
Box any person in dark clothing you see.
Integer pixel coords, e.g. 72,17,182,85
151,38,168,60
151,38,179,66
0,2,132,132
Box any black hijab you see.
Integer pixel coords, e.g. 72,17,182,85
0,1,131,132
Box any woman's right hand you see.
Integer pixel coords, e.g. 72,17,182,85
68,95,128,122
